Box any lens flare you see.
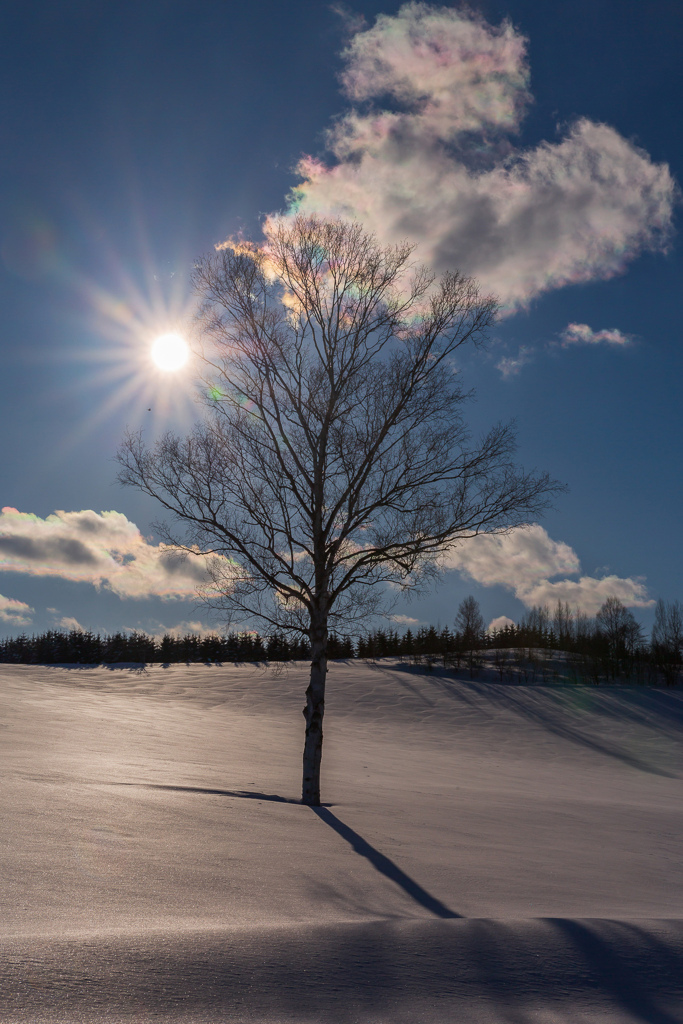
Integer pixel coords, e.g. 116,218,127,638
15,195,200,458
151,333,189,371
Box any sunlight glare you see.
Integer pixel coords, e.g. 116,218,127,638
151,333,189,371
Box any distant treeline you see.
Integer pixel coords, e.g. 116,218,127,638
0,596,680,684
0,629,313,666
356,597,682,685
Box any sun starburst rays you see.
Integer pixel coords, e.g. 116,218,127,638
59,257,199,452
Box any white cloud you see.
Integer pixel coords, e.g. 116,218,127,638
0,507,235,601
497,322,632,378
488,615,515,633
444,524,653,614
496,345,533,378
0,593,33,627
57,616,85,632
138,620,218,641
560,323,632,346
519,574,652,611
386,613,422,626
287,3,676,312
445,524,579,590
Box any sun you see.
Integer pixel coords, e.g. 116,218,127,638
151,333,189,371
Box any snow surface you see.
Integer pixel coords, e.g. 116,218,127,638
1,659,682,1022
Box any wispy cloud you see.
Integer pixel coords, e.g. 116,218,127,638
137,620,218,640
444,524,653,614
496,345,533,378
329,2,367,37
0,593,33,626
386,613,422,626
0,507,233,600
286,3,676,312
497,322,632,378
559,323,632,346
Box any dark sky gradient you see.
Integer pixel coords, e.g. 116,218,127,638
0,0,681,638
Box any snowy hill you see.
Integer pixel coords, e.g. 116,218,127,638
1,660,682,1022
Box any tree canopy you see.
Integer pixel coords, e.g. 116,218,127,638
117,215,559,803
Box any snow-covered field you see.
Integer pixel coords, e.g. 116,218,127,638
1,659,682,1022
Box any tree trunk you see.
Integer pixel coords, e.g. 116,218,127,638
302,616,327,806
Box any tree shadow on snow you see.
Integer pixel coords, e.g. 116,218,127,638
473,685,681,778
384,661,682,777
544,918,683,1024
110,782,309,804
312,806,461,919
5,918,683,1023
109,783,459,919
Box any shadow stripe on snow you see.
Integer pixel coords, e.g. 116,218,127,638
1,918,683,1023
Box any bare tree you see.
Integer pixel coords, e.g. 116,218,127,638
117,215,559,805
454,595,486,678
552,600,574,651
596,596,643,679
454,596,485,642
652,598,683,685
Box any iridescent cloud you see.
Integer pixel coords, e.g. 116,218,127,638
560,323,632,346
286,3,676,312
0,593,34,627
0,507,233,600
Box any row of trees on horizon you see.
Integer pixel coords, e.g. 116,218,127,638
0,595,680,685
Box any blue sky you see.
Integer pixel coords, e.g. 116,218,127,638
0,0,680,638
